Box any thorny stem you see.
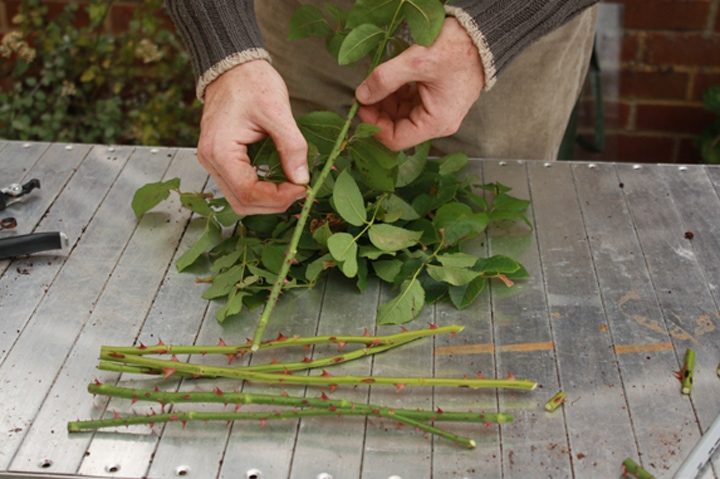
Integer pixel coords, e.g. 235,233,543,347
99,352,538,390
101,325,463,357
86,383,514,424
68,406,475,448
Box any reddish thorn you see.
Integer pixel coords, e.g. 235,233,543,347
302,356,313,363
144,392,151,398
270,358,280,365
362,327,370,337
259,419,268,428
370,339,382,346
191,374,202,380
226,354,236,365
217,338,227,347
320,369,332,377
328,384,338,392
400,326,408,332
332,357,344,363
150,408,157,416
182,394,191,400
181,420,188,430
329,336,337,341
276,332,288,342
394,383,406,393
214,387,224,396
94,378,102,386
131,396,138,405
329,405,337,412
170,355,179,362
169,415,179,422
436,407,444,414
428,322,439,330
506,372,515,380
320,392,330,401
138,342,147,350
361,378,375,384
283,277,290,285
303,343,312,351
108,352,125,359
234,404,242,412
283,368,293,375
337,341,347,350
162,367,176,379
157,339,166,346
484,422,493,428
245,338,253,345
112,410,121,420
153,386,160,392
372,408,380,414
280,390,289,397
475,371,484,379
293,213,302,219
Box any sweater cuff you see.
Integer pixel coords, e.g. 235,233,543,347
196,48,271,100
444,5,497,91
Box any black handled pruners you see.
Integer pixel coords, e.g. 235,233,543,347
0,179,41,211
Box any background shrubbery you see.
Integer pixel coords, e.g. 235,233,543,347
0,0,200,146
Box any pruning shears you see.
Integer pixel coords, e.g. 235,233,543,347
0,179,68,260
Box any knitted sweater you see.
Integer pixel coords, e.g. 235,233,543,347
165,0,599,100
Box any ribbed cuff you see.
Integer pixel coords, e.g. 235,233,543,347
446,0,598,87
444,5,497,91
164,0,268,100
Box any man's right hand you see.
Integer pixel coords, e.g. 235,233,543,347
198,60,308,215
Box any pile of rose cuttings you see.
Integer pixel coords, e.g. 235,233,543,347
68,325,538,449
130,0,532,352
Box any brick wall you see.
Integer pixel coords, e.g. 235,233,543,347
577,0,720,163
0,1,141,33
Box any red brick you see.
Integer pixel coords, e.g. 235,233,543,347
677,138,705,163
610,0,711,31
620,69,689,99
109,4,134,33
645,33,720,67
574,133,677,163
622,33,640,62
635,103,715,134
6,0,89,28
692,73,720,101
577,100,632,130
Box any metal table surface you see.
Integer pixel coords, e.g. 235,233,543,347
0,140,719,479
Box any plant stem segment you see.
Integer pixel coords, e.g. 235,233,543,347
99,351,537,390
681,348,695,395
622,458,656,479
86,383,514,425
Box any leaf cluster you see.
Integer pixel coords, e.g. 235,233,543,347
0,0,200,146
698,85,720,164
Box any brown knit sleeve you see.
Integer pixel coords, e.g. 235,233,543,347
445,0,599,90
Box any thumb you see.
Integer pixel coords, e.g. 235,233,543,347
264,111,309,185
356,49,419,105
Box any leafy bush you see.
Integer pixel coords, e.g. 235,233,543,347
0,0,200,146
698,86,720,164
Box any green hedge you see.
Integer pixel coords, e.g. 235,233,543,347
0,0,200,146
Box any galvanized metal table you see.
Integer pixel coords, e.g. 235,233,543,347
0,140,719,479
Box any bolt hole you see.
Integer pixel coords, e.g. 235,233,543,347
38,459,53,469
246,469,262,479
175,465,190,476
105,464,121,473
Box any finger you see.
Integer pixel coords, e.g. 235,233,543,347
356,48,423,105
260,106,309,186
377,104,435,151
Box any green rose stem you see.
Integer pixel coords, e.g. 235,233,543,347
85,383,514,425
621,457,656,479
99,351,538,390
67,407,476,449
100,325,463,357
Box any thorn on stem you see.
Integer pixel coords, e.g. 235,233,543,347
162,367,177,379
394,383,406,393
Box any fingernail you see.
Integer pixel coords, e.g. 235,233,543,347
294,166,309,185
357,84,370,103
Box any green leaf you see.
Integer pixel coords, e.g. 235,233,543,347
261,243,287,274
358,245,395,259
448,277,488,310
289,5,333,40
368,224,422,251
438,152,469,176
210,249,243,273
216,291,248,323
436,252,478,268
474,255,524,275
202,264,245,300
242,214,280,236
298,111,345,154
402,0,445,46
180,192,213,216
131,177,180,218
433,202,489,245
420,275,448,304
327,232,358,278
356,257,369,292
351,137,399,169
397,142,429,187
339,23,385,65
347,0,400,28
305,253,335,282
372,259,403,282
354,122,381,139
377,279,425,325
406,218,440,245
176,218,222,272
426,264,480,286
380,194,420,222
312,221,333,248
333,169,367,226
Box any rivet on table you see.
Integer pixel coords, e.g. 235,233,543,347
632,164,642,170
175,465,190,476
246,468,262,479
498,161,507,166
516,159,524,164
108,146,116,152
64,144,74,150
388,475,403,479
22,142,32,148
543,162,552,167
105,463,121,473
678,166,688,172
588,163,597,169
150,148,160,154
317,473,333,479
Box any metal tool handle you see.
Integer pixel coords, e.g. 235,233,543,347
0,232,67,260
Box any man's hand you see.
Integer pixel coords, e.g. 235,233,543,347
199,60,308,215
355,18,485,151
